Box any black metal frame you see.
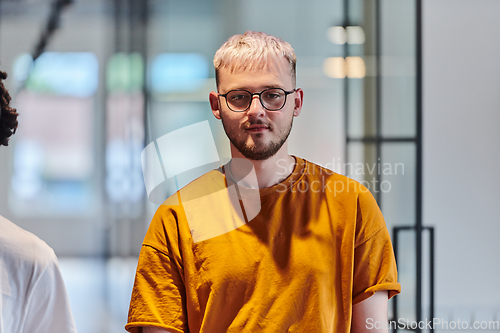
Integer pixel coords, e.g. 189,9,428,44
33,0,73,61
347,137,416,143
415,0,424,329
392,226,435,332
343,0,350,170
343,0,431,331
3,0,73,94
105,0,149,258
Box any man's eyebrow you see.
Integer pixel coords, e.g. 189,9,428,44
227,85,283,91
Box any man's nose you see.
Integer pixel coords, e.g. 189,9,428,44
246,95,265,116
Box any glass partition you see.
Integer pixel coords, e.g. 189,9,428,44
344,0,423,331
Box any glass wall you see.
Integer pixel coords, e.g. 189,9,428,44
343,0,423,329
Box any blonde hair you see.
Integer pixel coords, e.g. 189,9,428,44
214,31,297,88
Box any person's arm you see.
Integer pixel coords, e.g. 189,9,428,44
23,250,77,333
351,291,389,333
126,210,188,333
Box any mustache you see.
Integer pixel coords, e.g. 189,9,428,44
243,119,271,129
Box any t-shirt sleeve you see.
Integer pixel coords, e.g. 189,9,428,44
126,207,188,333
351,189,401,305
23,251,77,333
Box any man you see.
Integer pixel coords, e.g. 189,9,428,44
0,71,77,332
127,31,400,333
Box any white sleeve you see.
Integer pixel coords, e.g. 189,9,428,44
22,251,77,333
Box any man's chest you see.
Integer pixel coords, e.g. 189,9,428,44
185,204,346,296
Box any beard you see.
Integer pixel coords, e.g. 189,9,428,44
220,114,294,161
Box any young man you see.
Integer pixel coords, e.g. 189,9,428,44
0,71,77,333
127,31,400,333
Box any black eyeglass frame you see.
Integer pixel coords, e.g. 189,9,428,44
218,88,297,112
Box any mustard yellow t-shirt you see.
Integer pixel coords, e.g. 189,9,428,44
126,157,400,333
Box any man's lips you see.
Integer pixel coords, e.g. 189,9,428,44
245,124,270,132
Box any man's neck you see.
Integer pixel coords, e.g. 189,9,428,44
228,146,296,189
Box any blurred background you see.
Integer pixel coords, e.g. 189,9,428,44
0,0,499,332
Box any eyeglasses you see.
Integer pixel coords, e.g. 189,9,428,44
219,88,296,112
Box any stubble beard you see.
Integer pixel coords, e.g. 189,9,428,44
220,114,294,161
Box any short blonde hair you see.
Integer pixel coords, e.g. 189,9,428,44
214,31,297,88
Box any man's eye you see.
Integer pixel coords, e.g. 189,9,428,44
265,93,282,99
230,94,248,101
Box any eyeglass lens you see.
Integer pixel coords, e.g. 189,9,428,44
226,88,287,111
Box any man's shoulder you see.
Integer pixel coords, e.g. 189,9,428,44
0,215,56,268
159,168,225,208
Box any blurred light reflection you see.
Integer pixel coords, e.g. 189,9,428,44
323,56,366,79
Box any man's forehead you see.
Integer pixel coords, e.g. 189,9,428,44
218,65,292,92
222,56,288,75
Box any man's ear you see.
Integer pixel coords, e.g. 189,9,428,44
293,88,304,117
209,91,221,120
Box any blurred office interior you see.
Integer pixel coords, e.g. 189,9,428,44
0,0,499,332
